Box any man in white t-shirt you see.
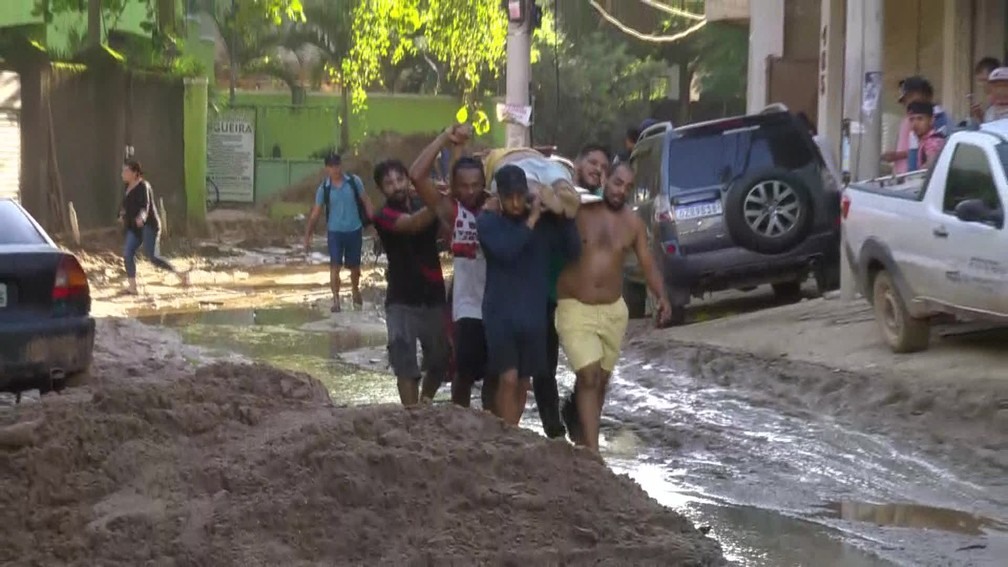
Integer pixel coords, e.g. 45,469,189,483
409,125,492,409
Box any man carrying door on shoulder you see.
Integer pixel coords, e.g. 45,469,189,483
558,161,671,453
304,153,375,312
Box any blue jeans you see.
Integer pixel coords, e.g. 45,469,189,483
124,225,176,278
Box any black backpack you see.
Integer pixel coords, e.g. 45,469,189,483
324,175,372,228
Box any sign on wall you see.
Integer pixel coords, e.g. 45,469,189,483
208,108,256,202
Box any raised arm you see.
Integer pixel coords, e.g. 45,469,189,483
409,126,465,221
373,205,439,235
477,211,536,263
631,214,671,324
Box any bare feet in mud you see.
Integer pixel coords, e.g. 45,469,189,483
352,288,363,309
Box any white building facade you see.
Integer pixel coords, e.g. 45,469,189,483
715,0,1007,180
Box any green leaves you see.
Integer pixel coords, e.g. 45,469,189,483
456,106,491,135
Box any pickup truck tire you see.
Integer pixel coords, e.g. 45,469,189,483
623,280,647,319
724,168,815,255
872,270,931,353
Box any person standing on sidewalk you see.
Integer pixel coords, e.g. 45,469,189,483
119,160,185,294
409,124,496,410
303,153,375,312
372,159,449,406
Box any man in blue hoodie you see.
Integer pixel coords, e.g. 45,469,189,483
477,165,581,426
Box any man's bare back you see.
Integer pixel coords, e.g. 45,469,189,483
556,202,639,305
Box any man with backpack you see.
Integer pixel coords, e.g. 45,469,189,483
303,153,375,312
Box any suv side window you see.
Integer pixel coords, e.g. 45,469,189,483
943,143,1003,213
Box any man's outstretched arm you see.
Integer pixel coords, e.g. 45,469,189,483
373,206,439,235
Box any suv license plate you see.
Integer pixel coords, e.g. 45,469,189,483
0,283,6,308
675,200,723,221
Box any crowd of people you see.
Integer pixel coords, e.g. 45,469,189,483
305,123,669,452
881,56,1008,173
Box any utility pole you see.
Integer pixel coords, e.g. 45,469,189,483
229,0,238,106
87,0,101,47
841,0,882,300
504,1,532,148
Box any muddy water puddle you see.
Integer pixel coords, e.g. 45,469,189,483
138,305,413,405
600,359,1008,566
141,306,1007,565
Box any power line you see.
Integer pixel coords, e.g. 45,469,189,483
638,0,704,21
588,0,707,44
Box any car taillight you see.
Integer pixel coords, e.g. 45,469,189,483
840,194,851,222
655,194,675,223
53,255,89,308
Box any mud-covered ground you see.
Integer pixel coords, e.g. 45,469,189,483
647,294,1008,479
0,319,725,566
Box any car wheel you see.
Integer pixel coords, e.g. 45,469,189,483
772,280,803,303
724,168,815,255
623,279,647,319
872,270,930,353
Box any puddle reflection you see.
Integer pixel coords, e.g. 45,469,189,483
822,501,1008,536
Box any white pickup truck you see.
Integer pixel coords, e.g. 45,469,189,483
843,124,1008,352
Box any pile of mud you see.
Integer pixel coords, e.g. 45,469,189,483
0,362,724,566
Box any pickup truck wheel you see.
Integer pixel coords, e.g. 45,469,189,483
724,168,815,255
623,280,647,319
772,280,803,303
872,271,930,353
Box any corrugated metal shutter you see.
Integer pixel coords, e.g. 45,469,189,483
0,71,22,202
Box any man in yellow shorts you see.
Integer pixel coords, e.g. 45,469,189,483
556,161,671,452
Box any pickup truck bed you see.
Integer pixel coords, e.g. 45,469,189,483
843,126,1008,353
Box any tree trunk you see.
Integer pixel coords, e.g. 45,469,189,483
339,71,351,151
156,0,176,36
87,0,101,47
677,57,693,124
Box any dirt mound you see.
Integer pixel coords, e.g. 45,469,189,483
0,362,724,566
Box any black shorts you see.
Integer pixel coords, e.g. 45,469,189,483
386,304,449,381
484,320,547,379
454,318,487,382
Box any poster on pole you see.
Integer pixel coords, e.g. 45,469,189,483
208,108,256,203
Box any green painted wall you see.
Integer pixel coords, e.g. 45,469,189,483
0,0,164,54
230,91,506,159
184,77,209,230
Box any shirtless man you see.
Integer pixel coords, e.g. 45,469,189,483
556,161,671,452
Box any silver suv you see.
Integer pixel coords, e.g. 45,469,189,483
623,110,842,325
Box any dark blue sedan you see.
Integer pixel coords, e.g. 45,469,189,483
0,198,95,397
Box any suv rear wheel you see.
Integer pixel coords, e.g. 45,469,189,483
724,168,815,255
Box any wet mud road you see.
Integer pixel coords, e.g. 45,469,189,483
147,305,1008,566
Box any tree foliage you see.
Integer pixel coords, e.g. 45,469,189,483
532,31,668,154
